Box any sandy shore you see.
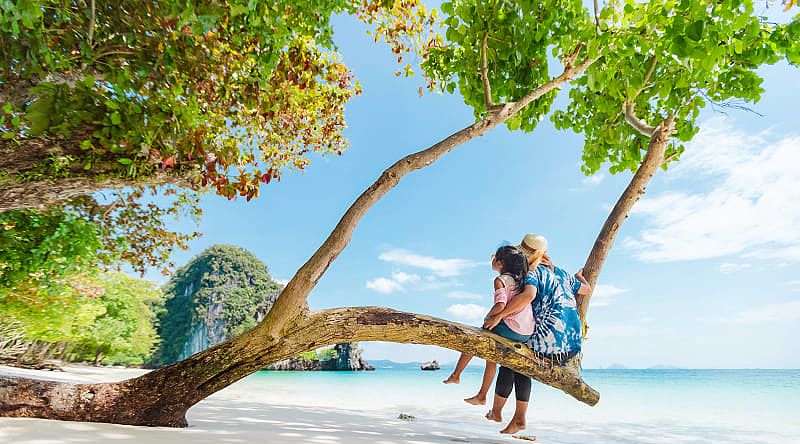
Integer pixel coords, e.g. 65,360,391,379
2,365,798,444
0,365,514,444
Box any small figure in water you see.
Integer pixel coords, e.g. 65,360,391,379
442,246,534,407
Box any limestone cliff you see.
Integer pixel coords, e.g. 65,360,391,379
150,245,282,366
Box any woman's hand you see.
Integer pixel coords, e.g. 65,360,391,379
483,313,502,330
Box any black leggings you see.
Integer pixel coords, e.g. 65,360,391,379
495,366,531,402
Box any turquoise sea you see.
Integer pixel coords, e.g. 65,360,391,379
215,365,800,444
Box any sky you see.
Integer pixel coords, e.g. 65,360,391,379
149,13,800,369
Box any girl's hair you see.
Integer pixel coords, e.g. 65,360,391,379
494,246,529,290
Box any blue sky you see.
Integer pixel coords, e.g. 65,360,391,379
152,13,800,369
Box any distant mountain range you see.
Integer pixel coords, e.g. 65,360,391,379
601,363,683,370
367,360,683,370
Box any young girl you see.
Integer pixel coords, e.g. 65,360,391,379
443,245,534,406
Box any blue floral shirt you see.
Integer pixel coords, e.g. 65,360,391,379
525,265,583,355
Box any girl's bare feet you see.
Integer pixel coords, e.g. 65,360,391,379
442,373,460,384
464,395,486,405
499,419,526,434
485,410,502,423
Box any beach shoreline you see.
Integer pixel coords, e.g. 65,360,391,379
2,365,799,444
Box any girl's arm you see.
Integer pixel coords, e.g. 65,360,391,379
482,277,508,328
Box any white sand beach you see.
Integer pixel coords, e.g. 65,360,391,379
2,365,799,444
0,365,518,444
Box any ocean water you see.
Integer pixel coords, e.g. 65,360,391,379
210,365,800,444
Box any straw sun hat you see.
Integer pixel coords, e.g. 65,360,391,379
516,233,548,257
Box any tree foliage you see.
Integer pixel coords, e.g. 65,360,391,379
0,0,437,202
424,0,592,131
551,0,799,174
0,0,438,275
0,272,164,365
68,273,163,365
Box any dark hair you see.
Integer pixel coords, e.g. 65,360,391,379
494,246,529,290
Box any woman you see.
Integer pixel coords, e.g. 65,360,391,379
484,233,591,434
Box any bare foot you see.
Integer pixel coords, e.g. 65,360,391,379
443,374,460,384
500,420,526,434
485,410,502,423
464,395,486,405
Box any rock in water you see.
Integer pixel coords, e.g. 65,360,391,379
268,342,375,371
150,245,283,366
420,360,440,370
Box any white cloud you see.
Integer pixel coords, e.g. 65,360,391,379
719,263,753,273
625,117,800,263
378,249,482,277
591,284,630,307
391,271,420,284
366,277,405,294
445,291,483,300
706,301,800,325
786,280,800,292
275,278,289,286
446,304,488,323
583,173,605,186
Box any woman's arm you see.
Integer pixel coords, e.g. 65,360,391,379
483,285,536,329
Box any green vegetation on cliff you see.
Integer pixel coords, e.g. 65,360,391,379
152,245,282,366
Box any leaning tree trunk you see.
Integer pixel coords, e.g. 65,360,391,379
577,115,676,327
0,46,598,427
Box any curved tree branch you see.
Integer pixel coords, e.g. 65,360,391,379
300,307,600,405
481,32,493,110
622,101,656,137
578,115,676,325
261,45,599,338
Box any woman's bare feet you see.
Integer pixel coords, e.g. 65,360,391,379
442,373,460,384
464,394,486,405
485,410,502,423
499,419,526,434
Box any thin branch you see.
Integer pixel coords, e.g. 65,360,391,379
698,90,765,117
622,101,656,137
88,0,96,48
639,55,657,96
486,34,512,46
593,0,600,31
662,150,680,167
621,55,659,137
481,32,492,110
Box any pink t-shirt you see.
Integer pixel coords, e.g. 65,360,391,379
494,274,534,336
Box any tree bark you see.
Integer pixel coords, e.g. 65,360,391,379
0,132,195,212
0,46,599,427
577,116,676,324
0,307,598,427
